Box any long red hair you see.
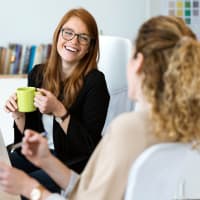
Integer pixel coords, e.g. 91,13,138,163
42,8,99,108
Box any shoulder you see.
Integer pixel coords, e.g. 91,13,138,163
83,69,108,91
107,112,139,136
109,111,148,133
28,64,44,86
28,64,44,78
104,111,151,153
84,69,106,83
88,110,153,176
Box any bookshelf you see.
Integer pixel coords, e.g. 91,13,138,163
0,74,27,78
0,43,51,76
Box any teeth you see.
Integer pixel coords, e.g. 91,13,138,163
65,46,78,52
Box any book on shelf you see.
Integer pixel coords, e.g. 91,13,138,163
33,44,43,66
3,45,12,74
9,43,23,74
45,44,52,63
27,45,36,73
0,43,52,75
0,47,7,74
19,45,30,74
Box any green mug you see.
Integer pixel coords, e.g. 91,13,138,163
16,87,36,112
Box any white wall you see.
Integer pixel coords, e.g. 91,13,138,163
0,0,155,144
0,0,150,45
0,78,27,145
146,0,162,17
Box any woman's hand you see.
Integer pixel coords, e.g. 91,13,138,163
21,129,51,168
4,92,24,120
4,93,18,113
0,161,51,199
0,161,34,195
34,88,66,116
22,131,72,191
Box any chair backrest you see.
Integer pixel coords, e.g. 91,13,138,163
124,143,200,200
98,35,134,133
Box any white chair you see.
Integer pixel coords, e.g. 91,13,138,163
124,143,200,200
98,35,135,133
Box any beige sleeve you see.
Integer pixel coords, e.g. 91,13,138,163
61,171,79,198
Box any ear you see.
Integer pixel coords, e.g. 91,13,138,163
134,52,144,73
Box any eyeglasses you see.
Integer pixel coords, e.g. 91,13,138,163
61,28,92,45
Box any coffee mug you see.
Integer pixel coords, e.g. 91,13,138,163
16,87,36,112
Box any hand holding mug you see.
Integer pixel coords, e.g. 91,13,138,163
4,92,24,120
34,88,65,115
4,92,18,113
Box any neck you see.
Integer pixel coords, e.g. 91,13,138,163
62,61,77,79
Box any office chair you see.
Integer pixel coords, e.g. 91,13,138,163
98,35,134,133
124,143,200,200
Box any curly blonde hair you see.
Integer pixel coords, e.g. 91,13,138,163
135,15,200,142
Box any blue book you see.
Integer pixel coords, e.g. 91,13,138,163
27,45,36,73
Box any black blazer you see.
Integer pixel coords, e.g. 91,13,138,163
13,64,110,173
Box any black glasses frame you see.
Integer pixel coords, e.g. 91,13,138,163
61,28,93,45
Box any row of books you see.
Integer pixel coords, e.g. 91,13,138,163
0,43,51,75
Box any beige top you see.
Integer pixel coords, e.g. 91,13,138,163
46,108,164,200
68,109,162,200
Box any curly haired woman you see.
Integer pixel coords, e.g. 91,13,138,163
1,15,200,200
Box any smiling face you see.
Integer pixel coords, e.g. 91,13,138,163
57,16,90,68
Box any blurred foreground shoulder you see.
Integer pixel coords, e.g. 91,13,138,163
108,110,148,136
